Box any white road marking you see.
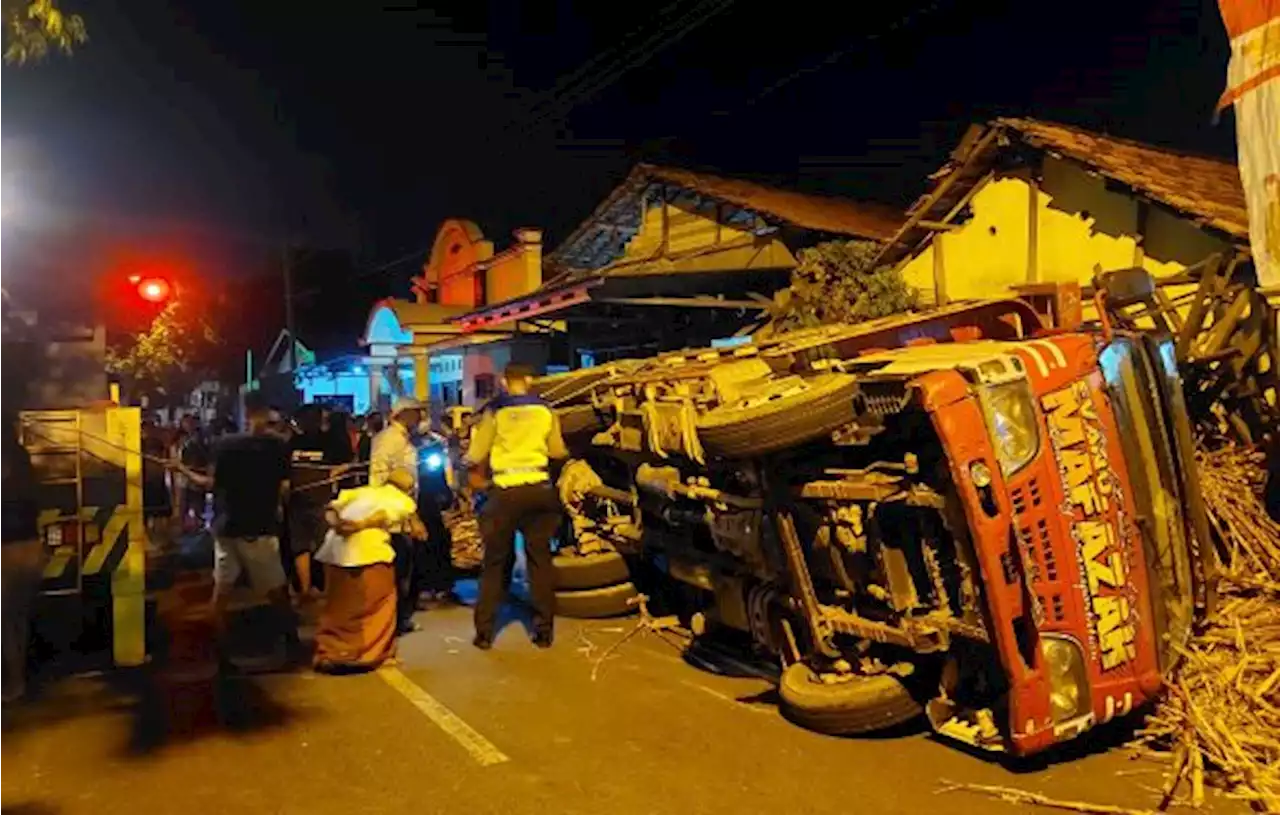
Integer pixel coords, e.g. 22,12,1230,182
377,666,510,766
679,679,771,715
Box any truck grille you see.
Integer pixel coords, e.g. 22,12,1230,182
1011,476,1067,623
858,382,912,419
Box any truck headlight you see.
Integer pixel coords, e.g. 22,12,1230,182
979,380,1039,477
1040,634,1091,723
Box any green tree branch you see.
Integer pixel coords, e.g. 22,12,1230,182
769,240,918,332
106,301,221,403
4,0,86,65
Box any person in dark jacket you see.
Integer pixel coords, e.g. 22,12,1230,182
326,412,359,489
358,412,383,471
2,420,42,701
141,418,172,523
288,405,338,601
178,414,210,528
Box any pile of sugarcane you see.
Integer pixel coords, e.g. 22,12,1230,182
443,506,484,571
1132,443,1280,811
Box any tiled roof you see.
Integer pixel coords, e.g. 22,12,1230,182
876,118,1248,267
550,163,904,274
997,118,1248,240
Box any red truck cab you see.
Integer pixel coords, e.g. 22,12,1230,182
918,331,1206,753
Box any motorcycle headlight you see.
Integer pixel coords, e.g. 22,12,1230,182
424,452,444,472
979,380,1040,477
1040,634,1092,724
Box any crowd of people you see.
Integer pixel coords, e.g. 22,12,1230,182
0,362,568,698
161,362,570,675
154,400,437,670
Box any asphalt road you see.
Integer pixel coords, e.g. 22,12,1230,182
1,584,1243,815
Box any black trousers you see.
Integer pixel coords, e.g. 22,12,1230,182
475,482,562,638
392,533,423,628
418,493,455,594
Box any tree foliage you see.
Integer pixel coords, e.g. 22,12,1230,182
106,301,220,403
769,240,918,332
3,0,86,65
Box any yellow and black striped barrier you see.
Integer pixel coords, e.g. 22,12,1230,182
21,407,146,668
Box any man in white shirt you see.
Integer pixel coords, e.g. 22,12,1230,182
370,398,424,635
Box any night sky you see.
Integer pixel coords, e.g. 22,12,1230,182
1,0,1236,347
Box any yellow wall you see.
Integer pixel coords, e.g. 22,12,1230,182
612,199,795,273
426,219,494,308
485,236,542,304
422,220,544,308
625,200,757,259
901,156,1231,305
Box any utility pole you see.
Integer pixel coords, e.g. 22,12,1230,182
282,244,296,372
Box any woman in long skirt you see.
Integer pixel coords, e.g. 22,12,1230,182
313,469,424,673
312,562,398,671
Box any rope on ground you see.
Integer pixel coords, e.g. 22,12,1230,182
936,781,1161,815
581,594,686,682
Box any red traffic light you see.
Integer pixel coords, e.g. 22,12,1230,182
137,277,171,303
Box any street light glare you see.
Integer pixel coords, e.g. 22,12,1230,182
137,278,171,303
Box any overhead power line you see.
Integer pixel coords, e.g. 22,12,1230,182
289,246,431,300
719,0,952,116
513,0,692,123
503,0,737,137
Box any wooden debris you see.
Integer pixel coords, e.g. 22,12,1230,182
442,507,483,571
1131,442,1280,812
937,780,1161,815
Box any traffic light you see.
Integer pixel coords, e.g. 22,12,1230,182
136,277,171,304
94,251,198,333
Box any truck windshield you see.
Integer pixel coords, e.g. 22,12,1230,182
1098,337,1194,672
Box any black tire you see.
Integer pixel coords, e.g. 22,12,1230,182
697,373,859,458
555,581,639,618
557,404,607,440
778,663,923,735
553,549,630,590
535,368,613,406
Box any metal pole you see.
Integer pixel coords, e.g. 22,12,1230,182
283,245,296,371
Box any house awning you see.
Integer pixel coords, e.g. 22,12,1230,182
453,267,785,333
364,297,541,353
452,161,901,335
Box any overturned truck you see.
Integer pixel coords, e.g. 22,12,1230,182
537,272,1234,757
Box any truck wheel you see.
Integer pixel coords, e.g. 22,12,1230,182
556,404,607,441
697,373,859,458
778,663,923,735
555,582,639,618
553,549,630,590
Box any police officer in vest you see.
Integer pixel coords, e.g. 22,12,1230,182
465,363,568,650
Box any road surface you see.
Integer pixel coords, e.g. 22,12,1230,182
1,584,1240,815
